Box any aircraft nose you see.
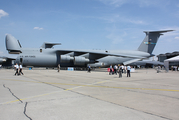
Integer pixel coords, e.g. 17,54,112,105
5,34,21,51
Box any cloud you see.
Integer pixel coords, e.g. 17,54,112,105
174,10,179,19
98,0,130,7
98,0,169,8
175,37,179,40
0,9,9,19
158,27,179,42
34,27,43,30
125,19,146,25
105,26,128,44
137,0,159,7
99,14,147,25
177,4,179,8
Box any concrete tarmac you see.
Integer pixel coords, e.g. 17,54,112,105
0,68,179,120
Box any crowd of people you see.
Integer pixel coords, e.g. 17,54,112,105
56,64,131,77
171,66,179,71
109,64,131,78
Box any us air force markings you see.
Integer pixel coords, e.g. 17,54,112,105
0,69,179,120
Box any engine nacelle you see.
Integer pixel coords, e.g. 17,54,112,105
89,62,107,68
74,56,89,65
60,55,73,63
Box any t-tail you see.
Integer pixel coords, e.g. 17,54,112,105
137,30,174,54
5,34,22,54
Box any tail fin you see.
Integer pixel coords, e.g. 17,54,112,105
5,34,22,54
137,30,173,54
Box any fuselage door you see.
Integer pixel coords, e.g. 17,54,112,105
20,58,23,63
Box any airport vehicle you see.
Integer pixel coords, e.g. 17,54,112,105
0,57,6,64
5,30,173,67
0,56,15,67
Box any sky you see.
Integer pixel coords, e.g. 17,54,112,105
0,0,179,59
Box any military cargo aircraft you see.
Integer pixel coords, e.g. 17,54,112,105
5,30,173,68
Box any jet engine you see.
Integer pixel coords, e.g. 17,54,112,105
60,55,73,63
74,56,89,65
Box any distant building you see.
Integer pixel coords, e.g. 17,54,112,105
0,56,15,68
157,51,179,70
157,51,179,62
129,61,164,68
164,56,179,71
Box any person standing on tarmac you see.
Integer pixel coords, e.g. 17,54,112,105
118,65,122,78
124,65,126,74
87,65,91,73
109,65,113,75
19,64,24,75
121,65,124,73
114,65,118,75
57,64,60,72
127,65,131,77
14,63,19,76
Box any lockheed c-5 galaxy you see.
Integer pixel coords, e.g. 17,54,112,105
5,30,173,68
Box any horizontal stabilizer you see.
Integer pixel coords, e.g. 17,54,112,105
143,30,174,34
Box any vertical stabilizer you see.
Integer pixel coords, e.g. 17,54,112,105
5,34,22,54
137,30,173,54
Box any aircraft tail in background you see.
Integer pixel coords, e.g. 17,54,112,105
137,30,174,54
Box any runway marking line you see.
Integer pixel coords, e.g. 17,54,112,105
2,78,179,92
1,78,179,104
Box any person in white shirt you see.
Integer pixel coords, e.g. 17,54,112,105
19,64,24,75
127,65,131,77
14,63,19,76
114,65,118,75
121,65,124,73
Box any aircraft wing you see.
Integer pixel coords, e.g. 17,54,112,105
123,59,141,65
56,49,147,61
